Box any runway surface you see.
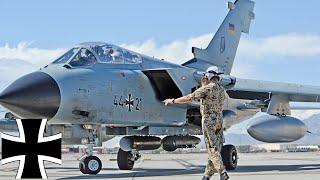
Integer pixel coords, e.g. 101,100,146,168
1,152,320,179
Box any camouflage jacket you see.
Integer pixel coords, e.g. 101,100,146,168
188,81,226,117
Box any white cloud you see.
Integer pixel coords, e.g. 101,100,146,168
0,42,65,66
122,34,212,65
123,33,320,77
238,33,320,58
0,42,65,90
123,33,320,62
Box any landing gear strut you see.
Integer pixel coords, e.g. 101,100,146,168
117,148,141,170
79,128,103,174
222,144,238,170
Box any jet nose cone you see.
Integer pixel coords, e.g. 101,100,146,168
0,72,61,119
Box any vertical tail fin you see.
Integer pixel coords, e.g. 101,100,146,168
183,0,255,74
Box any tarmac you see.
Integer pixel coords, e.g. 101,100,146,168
1,152,320,180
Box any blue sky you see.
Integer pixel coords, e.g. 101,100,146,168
0,0,319,48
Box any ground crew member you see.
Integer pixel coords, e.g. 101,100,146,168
164,66,229,180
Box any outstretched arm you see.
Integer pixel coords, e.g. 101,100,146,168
163,85,207,106
163,96,192,106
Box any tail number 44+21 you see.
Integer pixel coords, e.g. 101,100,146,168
113,94,142,112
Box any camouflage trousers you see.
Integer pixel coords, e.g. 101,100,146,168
202,114,225,177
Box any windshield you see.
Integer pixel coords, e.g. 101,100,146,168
52,48,79,64
69,48,97,67
94,45,142,64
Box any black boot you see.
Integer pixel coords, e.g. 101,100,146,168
220,172,229,180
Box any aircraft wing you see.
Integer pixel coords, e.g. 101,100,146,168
228,78,320,116
229,78,320,102
291,104,320,110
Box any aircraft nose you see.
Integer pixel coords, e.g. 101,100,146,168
0,72,61,119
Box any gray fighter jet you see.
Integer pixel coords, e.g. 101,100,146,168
0,0,319,174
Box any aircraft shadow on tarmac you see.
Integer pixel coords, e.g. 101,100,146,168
235,164,320,172
58,168,203,179
56,164,320,179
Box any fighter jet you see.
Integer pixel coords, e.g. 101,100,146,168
0,0,319,175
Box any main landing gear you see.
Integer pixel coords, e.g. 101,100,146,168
222,144,238,170
117,148,141,170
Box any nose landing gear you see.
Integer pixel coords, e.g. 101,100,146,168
79,154,102,174
78,128,103,174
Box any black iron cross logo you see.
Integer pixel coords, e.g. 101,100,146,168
125,94,134,112
1,119,62,179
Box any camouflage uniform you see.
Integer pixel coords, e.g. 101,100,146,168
188,80,226,177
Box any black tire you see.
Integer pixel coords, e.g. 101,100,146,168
117,148,135,170
79,156,102,174
79,161,88,174
221,144,238,170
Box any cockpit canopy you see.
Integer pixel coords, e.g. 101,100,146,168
52,48,79,64
70,48,97,67
52,42,142,67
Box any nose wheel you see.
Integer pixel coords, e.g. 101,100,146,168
79,156,102,174
78,128,103,175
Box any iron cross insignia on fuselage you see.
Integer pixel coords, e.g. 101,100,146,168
125,94,134,111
